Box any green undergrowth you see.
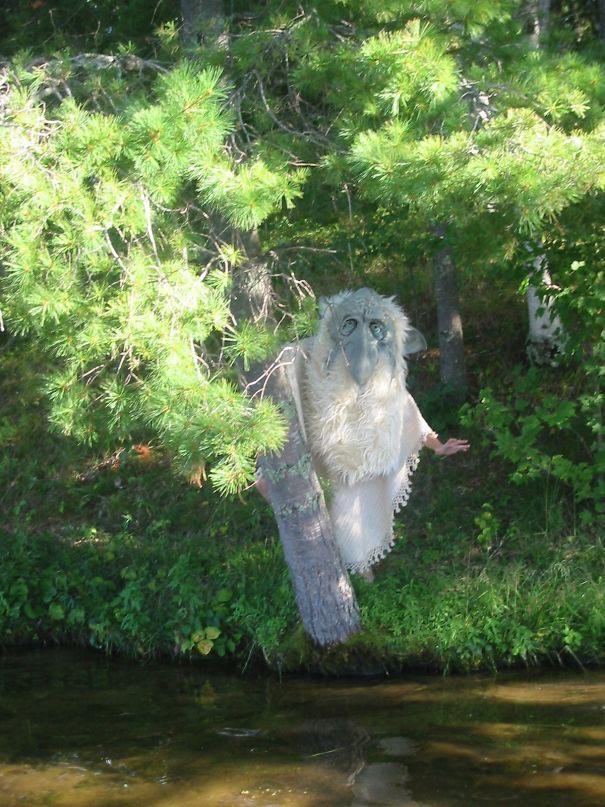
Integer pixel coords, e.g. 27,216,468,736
2,518,604,675
1,341,603,675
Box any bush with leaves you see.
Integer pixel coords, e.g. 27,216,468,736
463,202,605,518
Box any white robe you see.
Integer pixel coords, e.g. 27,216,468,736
288,339,435,573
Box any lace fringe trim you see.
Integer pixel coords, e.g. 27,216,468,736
346,433,430,574
392,448,423,514
346,535,396,574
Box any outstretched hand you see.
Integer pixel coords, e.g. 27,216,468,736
433,438,470,457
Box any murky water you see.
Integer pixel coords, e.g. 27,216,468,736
0,650,604,805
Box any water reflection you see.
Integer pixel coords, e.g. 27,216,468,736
0,649,604,805
288,719,419,804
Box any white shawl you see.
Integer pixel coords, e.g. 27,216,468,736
289,338,435,573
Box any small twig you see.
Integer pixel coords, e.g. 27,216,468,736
305,747,346,758
244,345,299,400
252,69,332,149
140,186,160,262
190,337,209,377
81,363,107,384
104,230,129,283
116,347,131,376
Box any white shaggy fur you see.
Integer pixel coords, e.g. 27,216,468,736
292,289,435,572
304,291,412,484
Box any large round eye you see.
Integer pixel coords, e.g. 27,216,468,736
341,318,357,336
369,320,386,341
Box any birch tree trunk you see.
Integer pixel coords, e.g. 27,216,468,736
180,0,361,646
527,0,551,46
524,246,566,364
523,1,566,363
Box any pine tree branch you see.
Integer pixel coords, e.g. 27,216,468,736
252,70,333,150
0,53,169,110
0,53,169,75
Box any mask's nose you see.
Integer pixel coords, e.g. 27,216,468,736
343,327,379,387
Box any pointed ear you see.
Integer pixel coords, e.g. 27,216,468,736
403,326,427,356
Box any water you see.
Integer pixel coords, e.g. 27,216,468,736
0,649,604,805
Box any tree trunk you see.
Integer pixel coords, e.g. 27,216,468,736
180,0,361,646
432,224,468,396
229,228,273,323
426,78,485,398
229,227,362,646
522,4,566,363
180,0,228,50
527,0,551,47
524,248,565,364
249,346,361,646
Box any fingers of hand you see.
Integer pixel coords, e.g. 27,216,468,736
445,438,470,455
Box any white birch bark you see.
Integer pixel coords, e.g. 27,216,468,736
525,249,566,364
522,2,567,363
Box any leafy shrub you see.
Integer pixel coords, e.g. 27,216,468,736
462,365,604,522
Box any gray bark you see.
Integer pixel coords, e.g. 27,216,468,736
180,0,228,50
180,0,360,646
425,78,489,398
432,225,468,396
249,346,361,646
229,228,273,324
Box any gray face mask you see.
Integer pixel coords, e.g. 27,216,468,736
323,288,426,388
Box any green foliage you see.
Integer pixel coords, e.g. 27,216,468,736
474,503,501,550
1,335,603,672
350,109,605,232
2,0,604,505
1,0,604,671
463,372,603,515
459,208,605,518
350,550,605,672
0,529,237,658
0,60,299,490
2,0,177,55
2,502,603,672
0,516,605,672
193,160,306,230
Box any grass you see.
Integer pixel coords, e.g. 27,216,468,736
1,339,603,674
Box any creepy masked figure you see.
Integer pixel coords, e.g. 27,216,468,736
287,288,468,575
